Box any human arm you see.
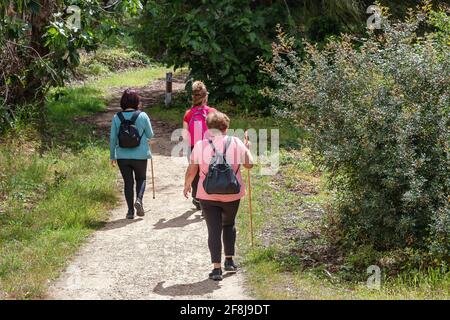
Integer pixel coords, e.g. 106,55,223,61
240,135,254,169
183,163,199,198
182,109,191,145
110,116,118,165
143,113,154,139
182,120,190,145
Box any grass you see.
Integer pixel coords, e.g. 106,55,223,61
0,66,166,299
90,66,167,94
236,149,450,300
0,145,116,298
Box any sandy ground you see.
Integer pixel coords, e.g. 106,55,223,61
47,77,251,300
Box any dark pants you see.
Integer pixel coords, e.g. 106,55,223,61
192,170,200,200
200,199,241,263
188,146,200,200
117,159,148,213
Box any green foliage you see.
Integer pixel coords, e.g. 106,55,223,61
74,47,152,80
134,0,295,110
0,144,116,298
0,0,143,131
262,6,450,265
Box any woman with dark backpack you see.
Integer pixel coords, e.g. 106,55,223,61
183,112,254,281
182,81,217,210
110,89,154,219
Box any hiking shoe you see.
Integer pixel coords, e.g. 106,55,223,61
126,211,134,220
224,259,238,273
135,199,145,217
192,198,201,210
209,268,223,281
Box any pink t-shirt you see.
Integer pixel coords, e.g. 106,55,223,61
191,135,248,202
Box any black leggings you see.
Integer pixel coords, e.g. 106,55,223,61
200,199,241,263
188,146,200,200
117,159,148,212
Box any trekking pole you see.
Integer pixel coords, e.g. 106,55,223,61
151,157,156,199
245,131,254,247
247,169,254,247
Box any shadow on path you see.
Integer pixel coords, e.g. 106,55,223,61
153,209,202,230
100,218,143,231
153,274,233,297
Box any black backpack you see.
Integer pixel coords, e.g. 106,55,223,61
203,136,241,195
117,111,143,148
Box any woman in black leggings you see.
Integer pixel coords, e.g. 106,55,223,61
110,89,154,219
184,111,254,281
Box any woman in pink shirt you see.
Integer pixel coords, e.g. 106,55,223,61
182,81,217,210
183,112,254,281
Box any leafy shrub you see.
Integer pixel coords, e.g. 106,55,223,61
0,0,143,122
134,0,296,110
261,6,450,266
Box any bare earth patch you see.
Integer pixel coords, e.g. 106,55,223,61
47,76,251,300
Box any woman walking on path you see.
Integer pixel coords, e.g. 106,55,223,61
110,89,154,219
184,112,254,281
182,81,217,210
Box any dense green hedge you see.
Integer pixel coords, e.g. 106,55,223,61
133,0,298,111
262,7,450,267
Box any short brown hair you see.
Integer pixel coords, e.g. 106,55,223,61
120,89,140,110
206,112,230,132
192,81,208,106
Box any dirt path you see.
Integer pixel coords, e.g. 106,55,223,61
48,77,251,300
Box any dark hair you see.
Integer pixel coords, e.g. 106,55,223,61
120,89,140,110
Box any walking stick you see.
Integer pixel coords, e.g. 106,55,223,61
247,169,254,247
151,157,155,199
245,131,254,247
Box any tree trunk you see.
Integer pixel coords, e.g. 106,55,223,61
26,1,59,139
30,0,57,57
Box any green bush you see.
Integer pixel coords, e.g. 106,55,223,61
133,0,297,110
262,7,450,266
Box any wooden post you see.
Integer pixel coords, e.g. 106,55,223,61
165,72,173,107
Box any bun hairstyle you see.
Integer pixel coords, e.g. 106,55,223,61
192,81,208,106
120,89,140,110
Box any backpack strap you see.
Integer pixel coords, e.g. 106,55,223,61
130,110,141,124
202,137,241,175
223,136,232,156
224,136,241,174
117,112,125,123
207,139,217,154
209,136,233,156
